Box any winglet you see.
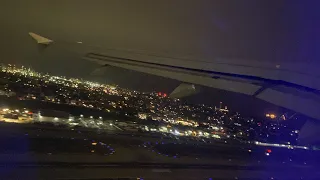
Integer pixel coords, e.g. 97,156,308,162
29,32,53,45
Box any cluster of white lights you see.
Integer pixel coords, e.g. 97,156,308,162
254,141,309,150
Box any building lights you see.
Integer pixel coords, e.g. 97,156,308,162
0,64,308,147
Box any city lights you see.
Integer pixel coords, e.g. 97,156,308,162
0,64,308,147
266,113,277,119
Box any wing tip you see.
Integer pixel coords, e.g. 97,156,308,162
29,32,53,45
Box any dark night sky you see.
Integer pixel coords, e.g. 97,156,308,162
0,0,319,116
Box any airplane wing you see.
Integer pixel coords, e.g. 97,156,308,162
26,33,320,120
83,52,320,121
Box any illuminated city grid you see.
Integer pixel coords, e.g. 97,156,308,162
0,64,308,149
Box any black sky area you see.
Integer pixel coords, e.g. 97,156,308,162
0,0,319,117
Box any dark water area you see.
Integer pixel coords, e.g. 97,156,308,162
0,137,113,155
153,142,320,165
